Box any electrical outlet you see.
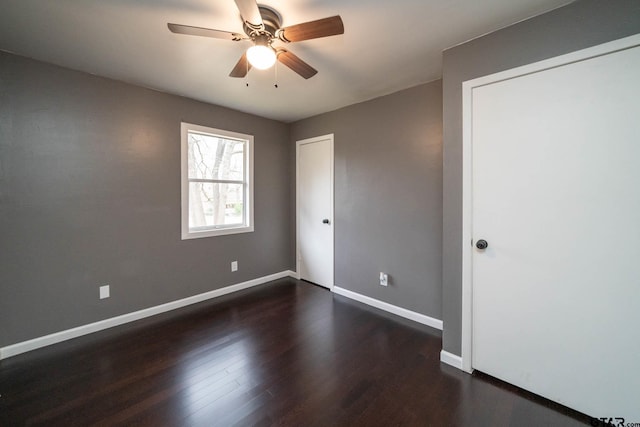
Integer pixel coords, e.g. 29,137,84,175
379,272,388,287
99,285,110,299
231,261,238,272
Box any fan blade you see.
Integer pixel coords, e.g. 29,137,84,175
277,16,344,43
234,0,264,30
229,53,252,78
277,50,317,79
168,23,244,41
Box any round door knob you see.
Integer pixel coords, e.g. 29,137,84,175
476,239,488,250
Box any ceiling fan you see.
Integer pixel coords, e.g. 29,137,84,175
168,0,344,80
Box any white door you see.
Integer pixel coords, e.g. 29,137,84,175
297,135,334,288
471,42,640,419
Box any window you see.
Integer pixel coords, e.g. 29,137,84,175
181,122,254,239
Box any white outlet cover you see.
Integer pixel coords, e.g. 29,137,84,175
231,261,238,272
99,285,110,299
379,273,388,287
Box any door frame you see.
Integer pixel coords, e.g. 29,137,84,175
460,34,640,373
296,134,335,289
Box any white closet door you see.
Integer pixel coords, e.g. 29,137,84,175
472,44,640,419
297,136,334,288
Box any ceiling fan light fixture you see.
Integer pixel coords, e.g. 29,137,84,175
168,1,344,80
246,44,276,70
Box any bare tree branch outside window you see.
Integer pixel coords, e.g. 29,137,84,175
187,132,245,229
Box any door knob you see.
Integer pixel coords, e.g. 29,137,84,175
322,219,330,224
476,239,488,250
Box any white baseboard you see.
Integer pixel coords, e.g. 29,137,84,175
332,286,443,331
0,270,296,360
440,350,464,370
287,270,300,279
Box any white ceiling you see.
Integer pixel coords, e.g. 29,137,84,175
0,0,572,122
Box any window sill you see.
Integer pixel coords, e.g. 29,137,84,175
181,225,254,240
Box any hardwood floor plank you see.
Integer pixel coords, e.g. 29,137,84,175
0,278,591,426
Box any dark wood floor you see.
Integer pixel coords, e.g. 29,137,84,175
0,278,591,426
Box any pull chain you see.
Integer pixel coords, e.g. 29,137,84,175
274,59,279,88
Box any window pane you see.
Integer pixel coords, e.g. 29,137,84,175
187,132,244,181
188,182,244,229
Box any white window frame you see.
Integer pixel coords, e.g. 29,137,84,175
181,122,254,239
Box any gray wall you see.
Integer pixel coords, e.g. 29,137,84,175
290,81,443,319
0,52,292,347
442,0,640,355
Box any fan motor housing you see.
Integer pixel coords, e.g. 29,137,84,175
243,6,282,37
